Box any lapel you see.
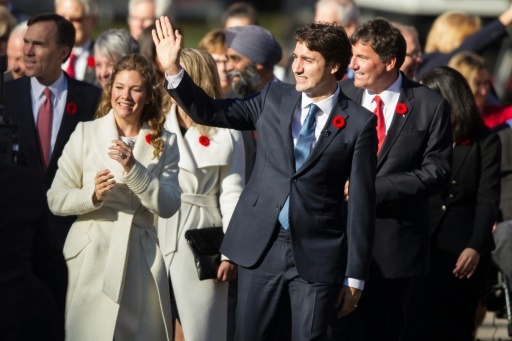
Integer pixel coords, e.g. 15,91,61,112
49,75,84,170
16,77,42,167
165,104,196,173
451,143,473,180
376,76,414,169
279,90,301,170
92,110,156,181
296,92,350,176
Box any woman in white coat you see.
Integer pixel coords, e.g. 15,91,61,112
157,48,245,341
48,54,181,341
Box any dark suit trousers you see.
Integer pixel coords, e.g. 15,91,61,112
330,262,414,341
235,227,340,341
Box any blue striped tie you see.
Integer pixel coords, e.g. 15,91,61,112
278,104,320,230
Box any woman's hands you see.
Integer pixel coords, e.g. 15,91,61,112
453,247,480,279
109,139,136,173
93,169,115,203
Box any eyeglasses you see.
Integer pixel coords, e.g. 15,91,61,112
128,16,156,26
406,50,422,59
66,16,90,24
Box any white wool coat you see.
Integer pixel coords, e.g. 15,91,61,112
47,111,181,341
157,104,244,341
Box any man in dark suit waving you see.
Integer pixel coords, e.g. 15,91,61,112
4,13,101,247
154,17,377,340
336,18,452,341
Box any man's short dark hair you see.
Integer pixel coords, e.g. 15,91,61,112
27,13,75,62
351,17,406,70
295,23,352,81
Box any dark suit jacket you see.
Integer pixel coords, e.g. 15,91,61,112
82,40,100,87
4,74,102,246
497,127,512,221
168,72,377,284
341,74,452,278
430,131,500,258
0,164,68,341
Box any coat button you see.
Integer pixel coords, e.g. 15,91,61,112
292,179,297,183
276,205,282,211
448,194,454,198
451,180,457,185
441,205,447,211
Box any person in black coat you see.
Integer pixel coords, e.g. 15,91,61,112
407,66,501,341
0,163,68,341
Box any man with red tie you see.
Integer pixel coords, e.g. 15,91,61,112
337,17,452,341
55,0,99,86
4,13,101,247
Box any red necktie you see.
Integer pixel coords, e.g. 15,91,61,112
373,95,386,154
37,87,53,168
66,53,77,78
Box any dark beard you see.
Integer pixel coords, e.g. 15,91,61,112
228,63,260,97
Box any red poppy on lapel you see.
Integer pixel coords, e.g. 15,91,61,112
460,139,471,146
87,55,95,68
395,103,408,115
65,102,78,114
145,133,152,144
199,135,210,146
332,116,346,129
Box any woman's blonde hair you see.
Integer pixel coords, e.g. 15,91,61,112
95,54,165,158
448,51,487,93
425,11,481,54
179,48,224,137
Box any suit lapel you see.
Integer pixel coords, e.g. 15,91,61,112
452,143,473,180
377,79,414,169
50,76,84,171
296,93,349,175
279,91,301,170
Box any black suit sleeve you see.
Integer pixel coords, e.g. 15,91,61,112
346,113,377,280
468,133,501,253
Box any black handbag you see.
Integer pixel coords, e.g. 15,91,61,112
184,227,224,280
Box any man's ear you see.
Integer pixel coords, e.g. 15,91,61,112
330,63,341,75
385,57,397,72
255,64,265,70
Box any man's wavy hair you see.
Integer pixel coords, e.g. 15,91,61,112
351,17,406,71
95,53,165,158
295,22,352,81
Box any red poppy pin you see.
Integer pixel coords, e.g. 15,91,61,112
460,139,471,146
332,115,346,129
65,102,77,114
145,133,152,144
199,135,210,146
87,55,95,68
395,103,408,115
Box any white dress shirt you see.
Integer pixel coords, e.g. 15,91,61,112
62,39,92,81
361,73,403,133
31,71,68,158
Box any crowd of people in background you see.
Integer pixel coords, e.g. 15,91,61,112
1,0,511,340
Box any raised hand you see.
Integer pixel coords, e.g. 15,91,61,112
152,16,183,76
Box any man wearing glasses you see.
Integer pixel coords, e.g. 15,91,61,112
55,0,99,86
128,0,156,41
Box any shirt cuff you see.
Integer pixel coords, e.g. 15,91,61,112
343,277,365,290
164,68,185,90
